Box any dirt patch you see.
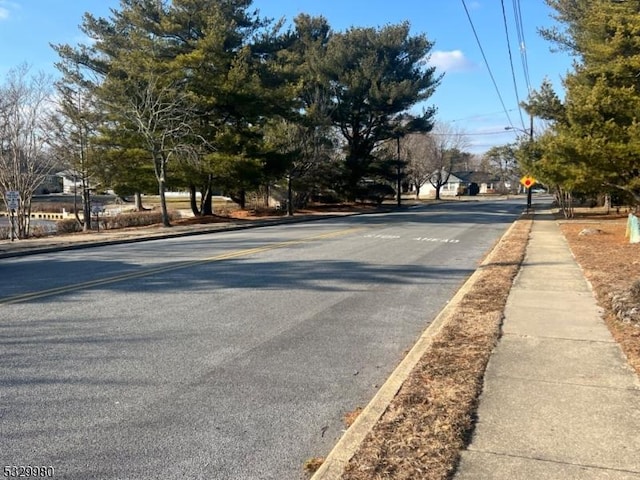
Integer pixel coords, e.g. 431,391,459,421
339,219,532,480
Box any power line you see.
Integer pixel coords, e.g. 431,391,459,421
449,108,519,123
432,130,519,136
460,0,515,129
512,0,532,95
500,0,527,131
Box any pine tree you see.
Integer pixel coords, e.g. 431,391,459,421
535,0,640,205
313,22,441,200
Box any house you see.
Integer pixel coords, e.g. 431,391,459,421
454,171,501,195
413,170,502,199
56,170,85,194
34,175,63,194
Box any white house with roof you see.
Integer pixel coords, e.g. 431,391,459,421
413,171,502,199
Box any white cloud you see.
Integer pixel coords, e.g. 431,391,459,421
0,0,19,20
428,50,476,73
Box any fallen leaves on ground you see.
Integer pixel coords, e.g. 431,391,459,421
337,210,639,480
341,219,532,480
560,211,640,374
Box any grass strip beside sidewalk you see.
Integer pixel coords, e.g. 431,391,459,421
337,218,532,480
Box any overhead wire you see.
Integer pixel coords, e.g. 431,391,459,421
513,0,534,137
512,0,532,95
460,0,515,129
449,108,519,123
500,0,527,131
431,130,517,136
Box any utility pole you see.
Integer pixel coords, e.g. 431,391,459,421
506,117,535,211
396,135,402,207
526,115,534,210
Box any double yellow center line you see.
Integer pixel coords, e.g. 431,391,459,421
1,227,364,305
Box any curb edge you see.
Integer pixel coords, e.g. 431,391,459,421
310,218,523,479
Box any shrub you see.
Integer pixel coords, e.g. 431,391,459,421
54,211,177,234
359,183,395,205
28,225,53,238
57,219,83,234
101,211,176,230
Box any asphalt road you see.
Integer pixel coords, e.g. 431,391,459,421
0,199,525,480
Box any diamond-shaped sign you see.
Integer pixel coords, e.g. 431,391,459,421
520,176,536,188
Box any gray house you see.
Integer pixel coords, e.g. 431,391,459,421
415,170,502,198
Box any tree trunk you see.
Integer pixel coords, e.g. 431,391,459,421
287,175,293,217
73,185,83,228
134,192,144,211
158,178,171,227
201,187,213,216
16,197,32,239
435,185,441,200
154,154,171,227
82,178,91,232
189,184,200,216
239,189,246,210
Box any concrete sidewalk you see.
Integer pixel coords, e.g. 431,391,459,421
454,211,640,479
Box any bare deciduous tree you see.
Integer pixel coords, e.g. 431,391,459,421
49,81,100,231
102,73,196,227
265,118,339,216
482,144,520,194
402,123,470,199
403,133,433,199
0,65,56,238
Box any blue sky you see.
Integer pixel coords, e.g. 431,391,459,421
0,0,573,154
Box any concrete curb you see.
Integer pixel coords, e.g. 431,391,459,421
310,217,524,479
0,209,391,259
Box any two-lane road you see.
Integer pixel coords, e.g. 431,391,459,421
1,199,524,479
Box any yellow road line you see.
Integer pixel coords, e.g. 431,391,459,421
0,227,364,305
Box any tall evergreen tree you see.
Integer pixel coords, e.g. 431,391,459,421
53,0,296,223
312,22,441,200
532,0,640,205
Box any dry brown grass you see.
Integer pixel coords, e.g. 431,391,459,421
344,407,365,428
341,219,533,480
559,211,640,375
334,209,639,480
304,457,326,474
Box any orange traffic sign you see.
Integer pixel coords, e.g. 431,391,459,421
520,176,536,188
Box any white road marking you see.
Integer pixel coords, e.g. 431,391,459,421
413,237,460,243
363,234,401,239
363,234,460,243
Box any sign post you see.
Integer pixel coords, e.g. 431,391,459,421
520,176,536,211
5,191,19,241
91,204,104,232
